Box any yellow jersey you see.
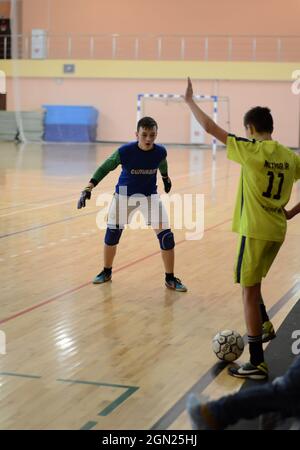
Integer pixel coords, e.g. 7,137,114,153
227,134,300,242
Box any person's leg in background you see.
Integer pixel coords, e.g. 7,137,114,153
187,357,300,429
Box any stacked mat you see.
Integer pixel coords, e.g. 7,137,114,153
0,111,18,141
18,111,44,142
43,105,99,142
0,111,44,141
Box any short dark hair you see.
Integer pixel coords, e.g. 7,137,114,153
137,116,158,131
243,106,274,133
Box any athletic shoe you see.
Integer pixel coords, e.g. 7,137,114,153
186,394,220,430
262,320,276,343
93,270,112,284
228,361,268,380
165,277,187,292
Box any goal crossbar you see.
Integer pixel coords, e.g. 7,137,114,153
137,93,229,158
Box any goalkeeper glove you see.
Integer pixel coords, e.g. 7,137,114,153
77,187,92,209
162,176,172,193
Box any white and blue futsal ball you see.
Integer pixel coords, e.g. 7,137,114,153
212,329,244,362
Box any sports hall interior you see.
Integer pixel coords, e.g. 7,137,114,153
0,0,299,430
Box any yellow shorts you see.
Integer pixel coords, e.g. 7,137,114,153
234,236,282,287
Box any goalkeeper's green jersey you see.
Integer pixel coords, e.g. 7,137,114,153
227,134,300,242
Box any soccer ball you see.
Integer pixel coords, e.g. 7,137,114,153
212,330,244,362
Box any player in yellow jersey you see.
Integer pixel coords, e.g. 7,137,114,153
185,77,300,379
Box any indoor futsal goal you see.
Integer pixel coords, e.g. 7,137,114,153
136,93,231,158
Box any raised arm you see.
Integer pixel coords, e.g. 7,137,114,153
184,77,228,145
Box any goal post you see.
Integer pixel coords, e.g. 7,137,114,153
136,93,230,159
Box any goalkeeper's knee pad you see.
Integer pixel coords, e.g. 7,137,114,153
157,229,175,250
104,227,123,246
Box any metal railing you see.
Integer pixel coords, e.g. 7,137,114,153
1,34,300,62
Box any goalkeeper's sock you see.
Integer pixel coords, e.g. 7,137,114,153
103,267,112,276
165,272,174,281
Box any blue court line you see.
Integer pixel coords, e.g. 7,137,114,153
80,421,98,430
98,386,139,416
57,378,139,429
57,378,138,390
0,372,139,430
0,371,41,379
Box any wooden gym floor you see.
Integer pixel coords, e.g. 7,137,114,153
0,142,299,430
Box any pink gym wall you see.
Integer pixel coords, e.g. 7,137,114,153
6,77,299,148
0,2,10,17
21,0,300,36
3,0,300,147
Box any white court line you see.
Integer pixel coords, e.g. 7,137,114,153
1,228,97,260
0,202,25,211
0,198,78,218
0,165,214,219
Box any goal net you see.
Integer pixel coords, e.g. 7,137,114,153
137,93,230,157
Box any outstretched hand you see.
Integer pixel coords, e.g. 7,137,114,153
162,176,172,193
77,189,91,209
185,77,193,104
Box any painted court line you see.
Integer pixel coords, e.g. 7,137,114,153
0,203,25,211
1,285,299,430
81,421,98,430
0,372,138,430
0,209,99,239
0,198,78,219
0,168,237,240
58,378,139,430
0,166,226,218
0,372,41,379
0,218,231,325
0,193,76,213
0,283,92,325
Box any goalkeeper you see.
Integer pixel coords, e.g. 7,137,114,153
77,116,187,292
